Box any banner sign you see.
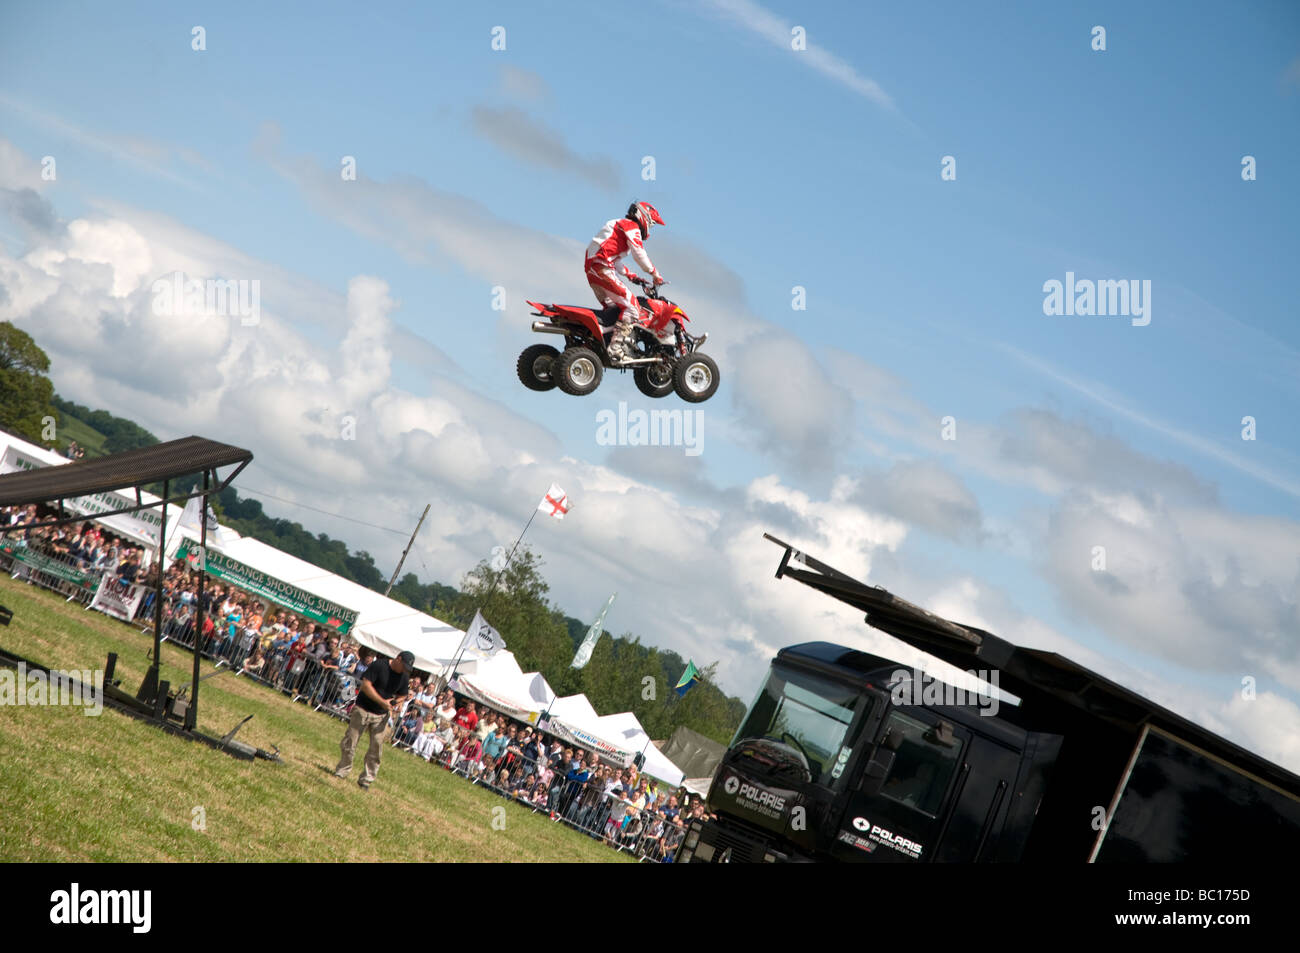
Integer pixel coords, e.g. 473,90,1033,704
88,575,147,622
0,446,167,546
0,540,95,589
174,541,359,634
542,715,634,768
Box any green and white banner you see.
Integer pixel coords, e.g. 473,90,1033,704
175,541,359,634
0,540,95,589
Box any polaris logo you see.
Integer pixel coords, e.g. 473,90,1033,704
851,816,923,859
723,776,740,795
736,782,786,812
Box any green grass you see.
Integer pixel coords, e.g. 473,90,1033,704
0,575,632,862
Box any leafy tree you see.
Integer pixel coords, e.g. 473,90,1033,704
435,547,574,678
0,322,57,444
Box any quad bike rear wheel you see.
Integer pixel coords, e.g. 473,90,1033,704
517,344,560,391
556,346,604,396
634,362,674,398
673,352,720,403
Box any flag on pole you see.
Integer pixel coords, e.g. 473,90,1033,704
571,592,617,669
675,660,700,697
538,483,570,519
179,496,225,546
460,609,505,657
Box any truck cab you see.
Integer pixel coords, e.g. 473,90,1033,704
681,643,1059,863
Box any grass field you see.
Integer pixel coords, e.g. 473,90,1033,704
0,574,631,862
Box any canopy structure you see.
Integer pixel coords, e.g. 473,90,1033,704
1,432,203,548
0,430,253,738
0,433,250,519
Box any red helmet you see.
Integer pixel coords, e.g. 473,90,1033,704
628,201,664,240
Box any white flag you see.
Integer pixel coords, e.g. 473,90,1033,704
461,609,505,657
571,593,616,669
537,483,570,520
179,497,225,546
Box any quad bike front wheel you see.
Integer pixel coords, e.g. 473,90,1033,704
555,346,604,396
673,352,719,403
634,362,674,398
517,344,560,392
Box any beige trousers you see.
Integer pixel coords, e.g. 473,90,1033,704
336,705,389,784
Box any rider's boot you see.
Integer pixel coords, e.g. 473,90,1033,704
607,319,635,364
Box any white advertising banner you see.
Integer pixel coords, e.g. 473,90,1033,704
88,575,147,623
543,716,635,768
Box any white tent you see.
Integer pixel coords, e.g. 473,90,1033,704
592,711,685,787
456,655,556,722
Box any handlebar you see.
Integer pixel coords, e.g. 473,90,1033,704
620,267,667,295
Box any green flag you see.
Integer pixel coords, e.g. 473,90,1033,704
675,660,699,696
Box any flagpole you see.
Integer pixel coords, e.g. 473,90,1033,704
441,487,561,692
488,508,538,598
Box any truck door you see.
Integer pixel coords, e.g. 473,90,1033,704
832,710,1021,862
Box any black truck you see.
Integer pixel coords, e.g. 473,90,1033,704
678,535,1300,862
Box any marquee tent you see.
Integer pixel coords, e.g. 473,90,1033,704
592,711,685,787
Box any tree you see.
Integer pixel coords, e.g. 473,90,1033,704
436,547,573,677
0,322,57,445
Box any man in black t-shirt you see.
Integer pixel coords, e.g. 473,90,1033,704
334,650,413,789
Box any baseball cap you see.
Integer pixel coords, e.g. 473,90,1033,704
398,651,415,666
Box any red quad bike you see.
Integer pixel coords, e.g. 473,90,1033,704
520,269,720,402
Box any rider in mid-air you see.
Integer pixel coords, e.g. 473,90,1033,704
584,201,666,363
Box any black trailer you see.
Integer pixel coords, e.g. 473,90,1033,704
678,535,1300,863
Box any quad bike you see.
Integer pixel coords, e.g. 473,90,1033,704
520,269,720,402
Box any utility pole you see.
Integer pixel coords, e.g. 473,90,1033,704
385,503,430,597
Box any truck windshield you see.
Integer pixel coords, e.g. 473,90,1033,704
731,663,868,788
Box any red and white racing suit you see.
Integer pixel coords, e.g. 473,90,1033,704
584,218,662,346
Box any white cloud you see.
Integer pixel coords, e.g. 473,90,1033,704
702,0,896,109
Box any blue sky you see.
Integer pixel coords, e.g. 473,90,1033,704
2,1,1299,767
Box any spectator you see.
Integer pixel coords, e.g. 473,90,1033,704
240,644,266,679
482,724,509,769
434,693,457,727
456,731,483,778
394,707,424,747
661,818,686,862
454,701,479,733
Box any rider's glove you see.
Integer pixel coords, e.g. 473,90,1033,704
652,272,667,286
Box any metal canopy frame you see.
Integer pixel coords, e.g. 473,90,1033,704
763,532,1300,796
0,435,253,735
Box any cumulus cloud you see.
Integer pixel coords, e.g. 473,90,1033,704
1042,489,1300,689
850,458,984,542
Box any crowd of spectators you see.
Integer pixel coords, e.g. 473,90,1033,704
1,505,160,601
386,689,708,861
1,504,706,860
